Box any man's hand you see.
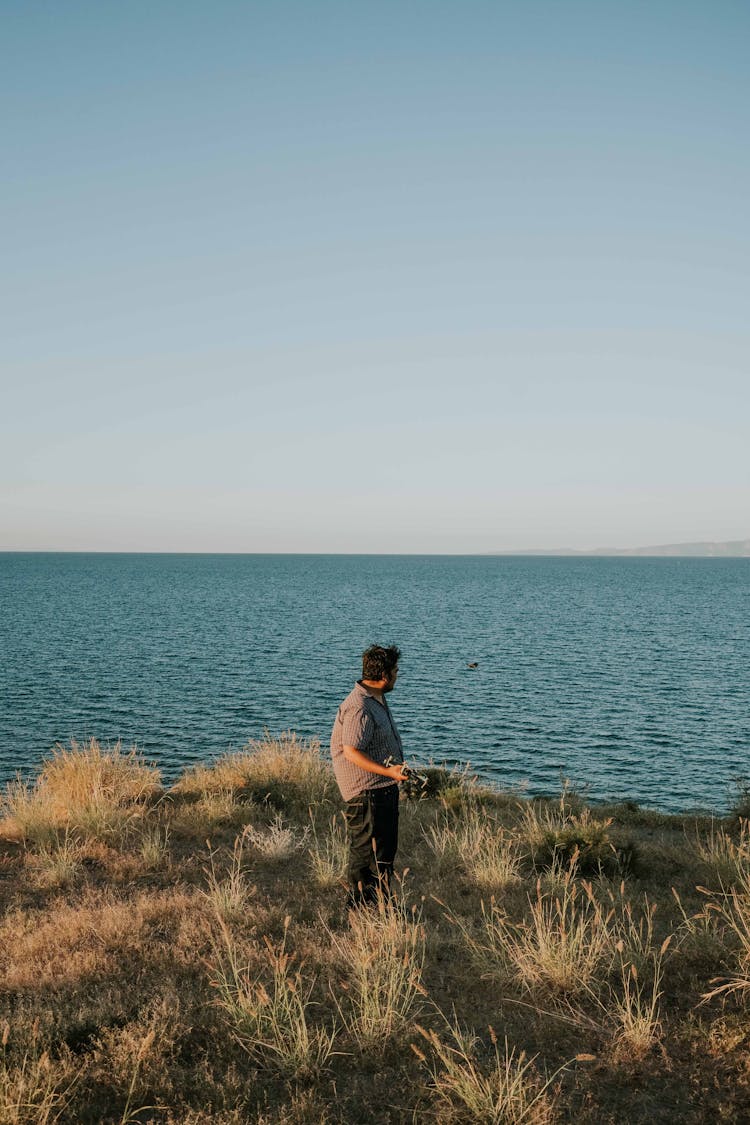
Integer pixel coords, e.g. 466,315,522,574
385,758,429,795
388,762,409,782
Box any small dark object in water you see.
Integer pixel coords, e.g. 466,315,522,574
467,662,478,669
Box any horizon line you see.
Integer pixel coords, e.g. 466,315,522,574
2,539,749,558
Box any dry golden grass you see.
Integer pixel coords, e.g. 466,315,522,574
450,869,615,996
209,917,336,1077
307,813,348,887
202,835,256,924
1,736,749,1121
327,898,426,1049
700,867,750,1004
691,817,750,887
174,732,336,812
136,819,172,870
1,740,161,846
414,1020,563,1124
609,951,666,1059
0,1019,79,1125
423,803,524,889
24,831,82,890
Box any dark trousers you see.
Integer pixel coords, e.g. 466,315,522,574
344,784,399,907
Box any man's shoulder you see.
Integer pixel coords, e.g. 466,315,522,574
338,682,372,714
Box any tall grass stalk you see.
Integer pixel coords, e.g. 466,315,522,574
692,819,750,887
457,878,615,994
423,805,523,889
137,821,171,870
308,814,348,887
195,788,241,825
553,897,672,1057
519,802,570,849
0,782,57,846
615,896,669,976
535,848,581,897
0,1021,76,1125
203,836,255,923
27,832,81,889
329,900,426,1048
701,868,750,1003
610,952,665,1058
414,1020,561,1124
210,918,335,1076
671,888,727,963
118,1029,157,1125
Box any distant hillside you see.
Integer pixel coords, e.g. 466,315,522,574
498,539,750,557
590,539,750,557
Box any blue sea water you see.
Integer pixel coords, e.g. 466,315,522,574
1,553,748,813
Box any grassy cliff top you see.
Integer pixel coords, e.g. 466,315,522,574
1,736,749,1123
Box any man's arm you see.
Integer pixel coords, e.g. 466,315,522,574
342,745,408,782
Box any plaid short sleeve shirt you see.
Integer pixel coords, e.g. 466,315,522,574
330,681,404,801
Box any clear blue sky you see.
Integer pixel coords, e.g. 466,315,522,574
2,0,748,552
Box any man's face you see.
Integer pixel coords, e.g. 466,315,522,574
383,664,399,693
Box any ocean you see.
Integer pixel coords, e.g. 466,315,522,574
1,552,748,813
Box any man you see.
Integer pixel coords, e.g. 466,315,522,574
330,644,410,908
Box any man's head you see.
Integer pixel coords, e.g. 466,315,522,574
361,644,401,692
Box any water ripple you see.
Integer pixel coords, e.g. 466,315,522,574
1,553,749,812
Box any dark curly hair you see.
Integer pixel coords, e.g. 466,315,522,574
362,644,401,681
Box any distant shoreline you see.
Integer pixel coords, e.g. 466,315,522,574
493,538,750,558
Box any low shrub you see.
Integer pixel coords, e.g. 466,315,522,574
523,803,636,878
728,777,750,825
243,816,309,861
